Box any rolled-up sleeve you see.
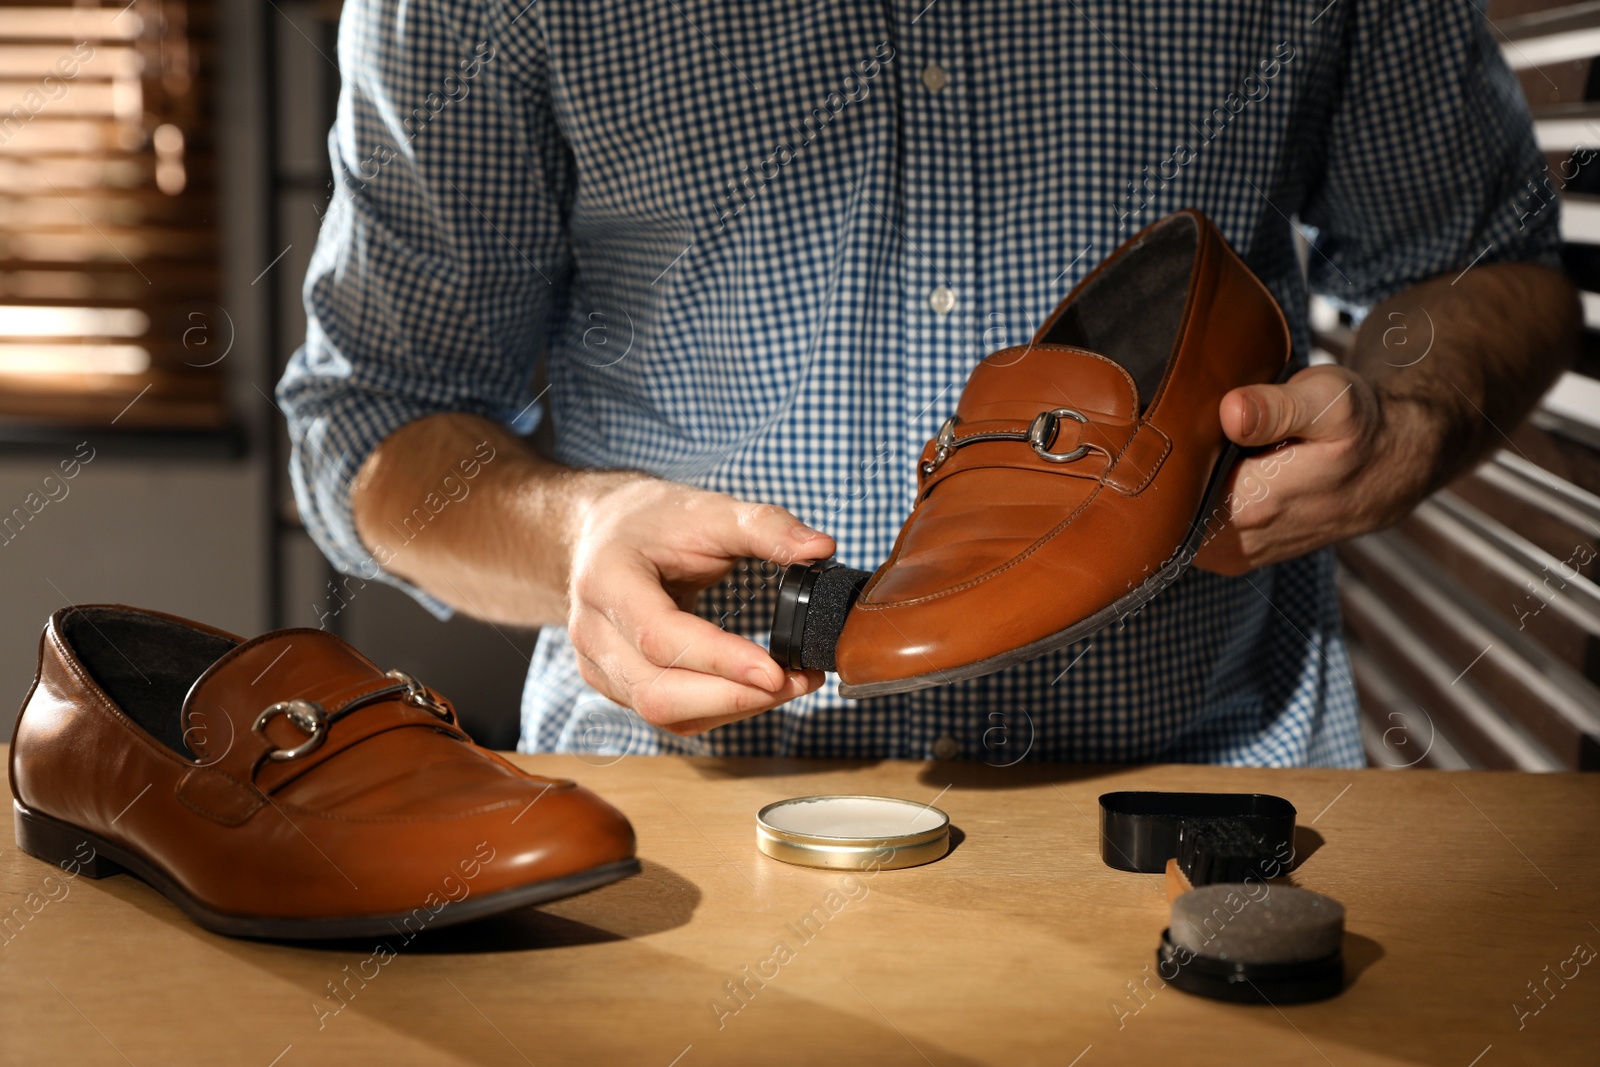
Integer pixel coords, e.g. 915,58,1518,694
277,0,571,615
1299,1,1560,313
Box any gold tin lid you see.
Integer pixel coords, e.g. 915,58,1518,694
756,794,951,871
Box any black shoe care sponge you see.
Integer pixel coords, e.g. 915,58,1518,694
768,561,873,672
1160,883,1346,1003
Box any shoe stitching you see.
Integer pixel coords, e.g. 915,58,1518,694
41,628,195,771
33,628,541,828
266,794,560,825
858,482,1106,609
28,625,579,852
875,413,1153,608
916,442,1115,502
866,221,1261,610
1135,222,1210,420
182,633,397,757
914,347,1141,503
175,768,265,825
1105,423,1173,495
253,717,475,793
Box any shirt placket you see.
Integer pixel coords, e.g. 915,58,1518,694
895,0,977,761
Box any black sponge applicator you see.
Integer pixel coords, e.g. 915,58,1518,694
768,560,872,672
1160,884,1346,1003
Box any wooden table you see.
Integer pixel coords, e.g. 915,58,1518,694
1,752,1595,1066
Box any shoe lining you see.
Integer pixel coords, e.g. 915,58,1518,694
1039,214,1198,411
60,608,239,758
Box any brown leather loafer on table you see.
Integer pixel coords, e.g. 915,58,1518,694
10,605,638,939
835,210,1290,698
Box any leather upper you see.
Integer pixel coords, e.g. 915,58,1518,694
834,210,1289,688
10,605,635,921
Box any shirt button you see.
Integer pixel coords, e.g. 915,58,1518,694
928,286,956,315
932,735,960,760
922,62,948,93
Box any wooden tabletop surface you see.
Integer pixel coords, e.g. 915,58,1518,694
1,751,1595,1066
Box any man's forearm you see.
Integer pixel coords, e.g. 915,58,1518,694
349,410,834,728
1347,261,1580,494
350,413,634,628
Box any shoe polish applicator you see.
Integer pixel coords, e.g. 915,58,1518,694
768,560,872,671
1160,883,1346,1004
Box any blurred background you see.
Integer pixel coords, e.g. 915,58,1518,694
0,0,535,748
0,0,1594,765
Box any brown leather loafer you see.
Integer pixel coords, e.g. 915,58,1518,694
9,605,638,939
835,210,1289,697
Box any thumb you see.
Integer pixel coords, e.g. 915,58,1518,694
1220,366,1361,447
719,499,836,567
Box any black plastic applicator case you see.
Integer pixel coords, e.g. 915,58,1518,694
1098,791,1297,874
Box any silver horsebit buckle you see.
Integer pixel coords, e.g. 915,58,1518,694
383,668,453,721
252,669,450,762
921,407,1091,476
252,699,327,762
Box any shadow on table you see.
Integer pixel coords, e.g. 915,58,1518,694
97,851,993,1067
916,768,1327,872
1291,825,1325,869
1342,930,1384,987
101,857,700,955
297,857,703,955
916,760,1138,790
689,756,885,781
689,757,1121,788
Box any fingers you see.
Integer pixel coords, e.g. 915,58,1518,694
1191,461,1271,576
698,498,836,567
567,483,837,730
1191,459,1300,576
1203,365,1428,575
1192,424,1363,576
660,680,826,736
1220,365,1367,448
1190,526,1248,577
594,557,788,691
574,631,824,733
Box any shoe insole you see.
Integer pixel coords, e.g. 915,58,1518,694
1040,214,1198,412
60,607,239,758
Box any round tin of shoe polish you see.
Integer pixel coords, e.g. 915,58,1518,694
756,795,950,871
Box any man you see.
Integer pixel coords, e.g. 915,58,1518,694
280,1,1579,766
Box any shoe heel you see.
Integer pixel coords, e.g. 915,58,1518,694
13,803,124,879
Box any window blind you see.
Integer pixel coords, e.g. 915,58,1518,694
0,0,224,430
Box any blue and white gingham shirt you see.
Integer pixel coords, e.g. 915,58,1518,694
280,0,1558,767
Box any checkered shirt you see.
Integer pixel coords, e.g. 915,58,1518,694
278,0,1560,767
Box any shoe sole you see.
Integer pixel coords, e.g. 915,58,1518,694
13,800,641,941
838,433,1249,700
